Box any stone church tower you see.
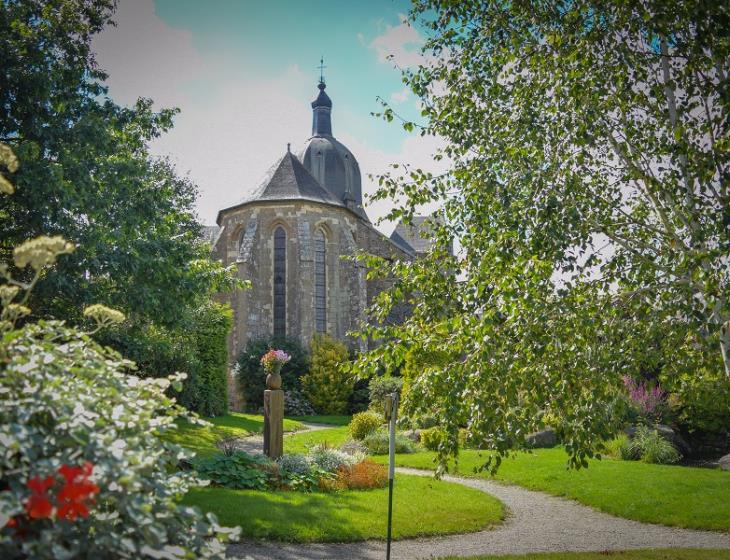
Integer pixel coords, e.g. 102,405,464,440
211,78,433,357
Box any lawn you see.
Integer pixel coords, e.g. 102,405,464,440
183,473,503,542
445,550,730,560
288,415,351,426
284,424,351,453
374,447,730,531
162,413,304,459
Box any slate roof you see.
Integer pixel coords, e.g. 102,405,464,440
200,225,221,246
218,150,347,220
389,216,439,255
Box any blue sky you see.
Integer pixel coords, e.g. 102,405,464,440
92,0,442,228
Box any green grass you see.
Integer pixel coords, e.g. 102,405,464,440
284,424,352,453
162,413,304,459
374,447,730,531
183,474,503,542
445,550,730,560
288,415,351,426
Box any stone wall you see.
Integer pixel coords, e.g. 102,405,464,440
214,200,412,360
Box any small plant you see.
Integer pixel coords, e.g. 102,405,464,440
337,460,388,490
622,426,681,464
348,411,382,440
308,445,357,473
419,427,445,451
196,452,273,490
623,375,669,424
363,430,416,455
284,388,316,416
277,453,311,476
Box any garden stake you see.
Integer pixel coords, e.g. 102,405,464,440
385,391,398,560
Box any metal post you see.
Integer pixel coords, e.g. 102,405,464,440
385,391,398,560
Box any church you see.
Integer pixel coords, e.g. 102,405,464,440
209,77,437,356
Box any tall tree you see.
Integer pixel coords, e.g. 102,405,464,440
0,0,233,328
356,0,730,469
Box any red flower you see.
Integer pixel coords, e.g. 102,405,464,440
25,476,55,519
56,462,99,521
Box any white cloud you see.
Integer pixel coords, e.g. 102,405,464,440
92,0,205,108
92,1,443,230
368,15,425,67
390,87,410,104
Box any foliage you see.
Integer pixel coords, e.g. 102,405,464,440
1,1,240,328
337,460,388,490
623,427,682,465
308,445,358,473
665,368,730,435
622,376,670,425
236,336,309,411
348,411,383,441
363,430,416,455
301,333,353,415
352,0,730,473
196,451,273,490
347,378,371,414
182,303,232,416
603,434,633,460
183,474,503,542
0,320,237,558
420,427,445,452
284,388,316,416
368,375,403,414
385,446,730,530
276,453,312,476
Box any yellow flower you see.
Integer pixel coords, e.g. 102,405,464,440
83,304,126,326
0,285,20,304
13,236,75,270
0,143,19,173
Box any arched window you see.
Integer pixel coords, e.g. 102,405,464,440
314,228,327,333
273,227,286,337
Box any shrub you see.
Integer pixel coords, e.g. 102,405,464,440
0,321,238,559
183,303,232,417
420,427,445,451
196,451,272,490
236,336,309,411
284,388,316,416
622,375,671,425
337,460,388,490
603,434,631,459
348,377,371,414
349,411,382,441
665,367,730,436
276,453,311,476
368,375,403,414
308,445,357,473
363,430,416,455
624,426,681,464
301,334,353,414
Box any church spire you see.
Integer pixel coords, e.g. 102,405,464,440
311,58,332,136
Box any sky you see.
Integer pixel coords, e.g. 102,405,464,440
91,0,444,232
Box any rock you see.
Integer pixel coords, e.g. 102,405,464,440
404,429,422,442
526,428,557,448
719,453,730,471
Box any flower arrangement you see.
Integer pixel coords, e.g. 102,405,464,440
260,349,290,374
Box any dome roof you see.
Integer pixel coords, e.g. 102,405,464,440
300,80,368,221
298,134,366,219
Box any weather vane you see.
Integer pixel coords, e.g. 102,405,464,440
317,57,326,84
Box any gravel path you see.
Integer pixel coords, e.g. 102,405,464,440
227,466,730,560
226,422,333,455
